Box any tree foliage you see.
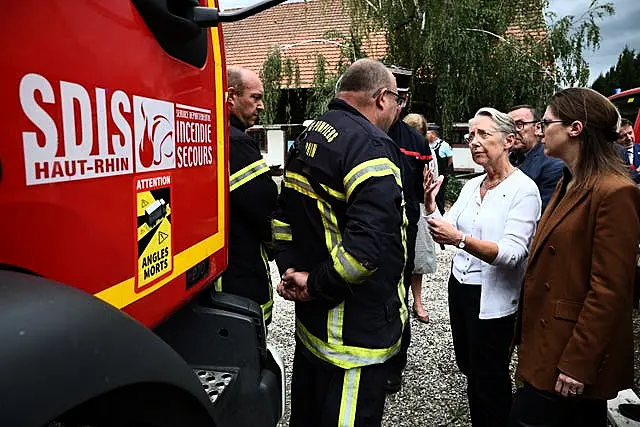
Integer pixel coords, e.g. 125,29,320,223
259,48,283,125
343,0,613,137
547,0,615,87
259,27,370,124
592,46,640,96
305,54,333,119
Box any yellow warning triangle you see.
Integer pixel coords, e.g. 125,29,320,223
158,231,168,244
141,199,149,208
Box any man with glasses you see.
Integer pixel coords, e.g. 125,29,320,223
273,58,407,426
508,105,563,213
385,65,433,393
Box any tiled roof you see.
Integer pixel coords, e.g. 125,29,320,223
222,0,546,88
505,2,547,41
221,0,387,88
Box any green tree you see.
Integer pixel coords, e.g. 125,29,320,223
546,0,615,87
305,54,334,119
259,48,283,125
260,29,368,123
592,46,640,96
343,0,614,137
303,29,369,118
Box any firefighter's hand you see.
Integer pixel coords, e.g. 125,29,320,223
423,163,444,215
427,218,463,246
277,268,311,302
555,373,584,398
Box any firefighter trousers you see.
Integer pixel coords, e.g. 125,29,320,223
289,342,390,427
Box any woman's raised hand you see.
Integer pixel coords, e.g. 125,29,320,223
423,163,444,215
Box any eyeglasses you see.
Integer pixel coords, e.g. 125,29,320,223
514,120,538,131
537,119,566,133
372,87,407,106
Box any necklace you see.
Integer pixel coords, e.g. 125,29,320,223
481,168,515,191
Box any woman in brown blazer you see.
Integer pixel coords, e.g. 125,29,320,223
508,88,640,426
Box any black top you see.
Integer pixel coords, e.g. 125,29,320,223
388,120,432,226
221,114,278,322
511,143,564,213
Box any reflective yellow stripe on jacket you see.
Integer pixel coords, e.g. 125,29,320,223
284,169,403,368
318,199,345,346
284,171,345,202
338,367,361,427
272,218,292,242
296,319,401,370
260,243,273,324
230,158,270,192
331,243,375,284
343,158,402,201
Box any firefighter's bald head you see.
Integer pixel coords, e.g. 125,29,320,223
336,59,399,132
227,66,264,128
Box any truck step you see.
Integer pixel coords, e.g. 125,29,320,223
193,369,235,404
608,388,640,426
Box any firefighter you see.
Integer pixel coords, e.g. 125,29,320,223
384,66,433,393
273,58,407,426
216,66,278,325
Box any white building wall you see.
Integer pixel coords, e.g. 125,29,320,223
262,127,286,168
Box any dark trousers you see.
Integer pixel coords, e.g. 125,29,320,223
290,344,389,427
448,275,516,427
508,383,607,427
436,174,448,214
386,220,418,377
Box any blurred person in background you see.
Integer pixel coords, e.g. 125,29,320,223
427,124,453,214
617,118,640,184
402,113,437,324
508,105,564,213
385,67,434,393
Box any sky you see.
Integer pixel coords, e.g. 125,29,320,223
218,0,640,85
548,0,640,84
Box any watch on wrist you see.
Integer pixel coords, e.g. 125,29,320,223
457,233,466,249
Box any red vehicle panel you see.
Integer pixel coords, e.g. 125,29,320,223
609,87,640,139
0,0,229,327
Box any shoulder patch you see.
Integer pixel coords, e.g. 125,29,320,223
307,120,339,143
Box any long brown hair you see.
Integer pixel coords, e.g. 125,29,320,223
548,87,630,191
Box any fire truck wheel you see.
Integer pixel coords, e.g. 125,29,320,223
50,383,215,426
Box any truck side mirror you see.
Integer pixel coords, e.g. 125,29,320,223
132,0,287,67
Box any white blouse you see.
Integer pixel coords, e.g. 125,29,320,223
451,185,485,285
426,169,541,319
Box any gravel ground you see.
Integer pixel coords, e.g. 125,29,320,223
267,245,640,427
267,177,640,426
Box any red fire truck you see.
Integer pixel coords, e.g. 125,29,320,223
609,87,640,137
0,1,285,426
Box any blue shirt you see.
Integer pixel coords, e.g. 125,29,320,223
431,138,453,158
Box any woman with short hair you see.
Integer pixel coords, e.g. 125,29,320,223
508,88,640,427
423,107,541,427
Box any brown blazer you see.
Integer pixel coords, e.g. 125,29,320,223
517,170,640,400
